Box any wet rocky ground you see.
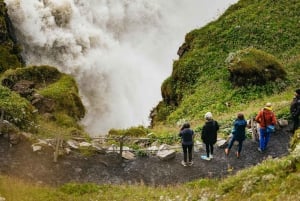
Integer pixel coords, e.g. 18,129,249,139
0,126,293,187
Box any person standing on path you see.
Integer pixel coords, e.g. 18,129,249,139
201,112,219,161
255,102,277,152
179,122,195,166
225,112,248,158
290,89,300,133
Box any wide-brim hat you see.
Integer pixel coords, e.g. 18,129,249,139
265,102,272,107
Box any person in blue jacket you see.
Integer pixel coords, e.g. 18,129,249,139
179,122,194,166
225,112,247,158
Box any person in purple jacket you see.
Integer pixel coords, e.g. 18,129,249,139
179,122,195,166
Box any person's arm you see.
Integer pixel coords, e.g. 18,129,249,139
215,121,220,131
255,111,262,123
201,126,205,140
272,112,277,125
290,98,297,114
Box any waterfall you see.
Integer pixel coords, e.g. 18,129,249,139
4,0,238,136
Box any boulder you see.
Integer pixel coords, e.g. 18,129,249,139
216,139,228,148
122,151,135,160
278,119,288,127
157,144,176,160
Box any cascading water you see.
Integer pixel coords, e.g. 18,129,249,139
4,0,238,136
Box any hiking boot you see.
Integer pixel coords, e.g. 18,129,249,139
181,161,187,167
225,148,229,156
236,152,240,158
200,155,211,161
188,161,194,166
209,154,214,159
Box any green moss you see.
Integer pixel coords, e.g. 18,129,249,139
0,85,36,130
226,47,286,86
39,75,85,119
0,46,22,73
0,65,61,88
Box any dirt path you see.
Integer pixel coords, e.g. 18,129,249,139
0,126,293,187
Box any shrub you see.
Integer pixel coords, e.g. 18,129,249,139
0,85,36,130
226,47,287,86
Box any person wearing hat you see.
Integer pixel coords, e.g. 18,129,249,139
200,112,219,160
290,89,300,133
255,102,277,152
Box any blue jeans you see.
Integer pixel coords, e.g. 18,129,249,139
259,128,271,151
227,136,244,153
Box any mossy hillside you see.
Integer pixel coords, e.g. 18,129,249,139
0,65,85,120
0,65,85,138
38,74,85,121
0,46,22,73
0,85,35,130
152,0,300,126
1,65,61,88
226,47,286,86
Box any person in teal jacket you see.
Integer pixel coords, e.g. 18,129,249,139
225,112,247,158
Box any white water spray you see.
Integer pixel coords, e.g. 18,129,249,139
4,0,237,136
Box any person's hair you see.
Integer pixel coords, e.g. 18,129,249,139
237,112,244,120
180,122,190,130
204,112,213,120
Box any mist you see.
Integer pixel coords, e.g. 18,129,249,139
4,0,238,136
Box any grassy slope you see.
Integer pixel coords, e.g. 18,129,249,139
153,0,300,130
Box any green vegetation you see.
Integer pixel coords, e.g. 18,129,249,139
226,47,286,86
108,125,151,137
151,0,300,126
0,65,85,139
38,74,85,120
0,85,35,130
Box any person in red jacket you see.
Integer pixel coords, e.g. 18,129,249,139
255,102,277,152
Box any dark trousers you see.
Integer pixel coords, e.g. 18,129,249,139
228,137,244,153
292,115,299,133
205,143,214,157
182,144,193,162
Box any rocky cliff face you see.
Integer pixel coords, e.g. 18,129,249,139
0,0,23,68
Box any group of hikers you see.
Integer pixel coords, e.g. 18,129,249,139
179,89,300,167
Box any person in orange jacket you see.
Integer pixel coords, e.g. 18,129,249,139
255,102,277,152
